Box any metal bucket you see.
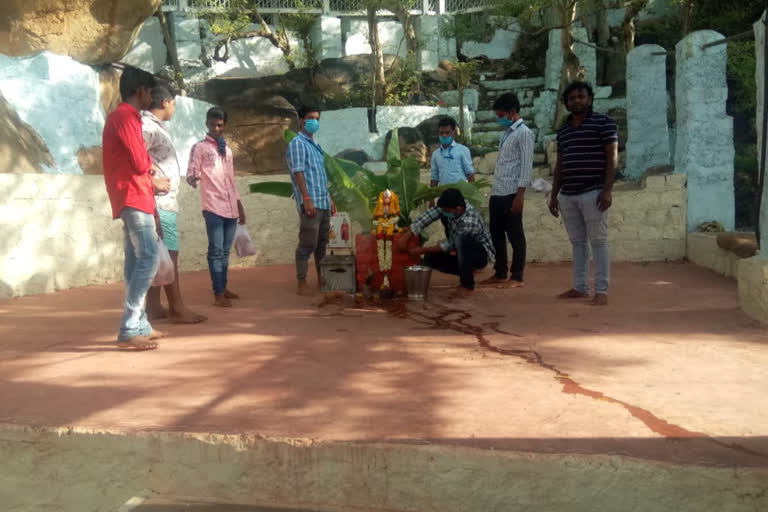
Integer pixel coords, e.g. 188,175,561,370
404,265,432,301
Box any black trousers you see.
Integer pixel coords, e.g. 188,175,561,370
424,235,489,290
489,193,526,281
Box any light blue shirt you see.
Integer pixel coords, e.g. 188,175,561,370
430,141,475,185
286,132,331,212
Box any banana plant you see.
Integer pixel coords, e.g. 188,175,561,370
249,128,490,230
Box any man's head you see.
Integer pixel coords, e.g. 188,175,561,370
561,81,594,115
493,93,521,123
119,66,156,110
148,86,176,121
438,117,457,145
437,188,466,218
206,107,228,138
297,104,321,135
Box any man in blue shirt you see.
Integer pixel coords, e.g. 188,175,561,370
430,117,475,187
287,105,336,296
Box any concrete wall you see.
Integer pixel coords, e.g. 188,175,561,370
0,172,687,300
686,232,743,279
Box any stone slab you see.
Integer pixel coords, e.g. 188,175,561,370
438,88,480,111
121,16,167,73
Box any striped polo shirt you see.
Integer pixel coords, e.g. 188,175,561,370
556,111,618,196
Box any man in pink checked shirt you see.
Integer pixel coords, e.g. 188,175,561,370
186,107,246,308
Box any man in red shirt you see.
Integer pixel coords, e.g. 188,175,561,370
103,66,169,350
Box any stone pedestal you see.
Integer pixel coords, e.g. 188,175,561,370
675,30,734,231
625,44,670,178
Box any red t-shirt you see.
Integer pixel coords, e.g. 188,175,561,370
102,102,154,219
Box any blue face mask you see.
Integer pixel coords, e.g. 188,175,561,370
497,116,514,128
439,136,453,145
304,119,320,134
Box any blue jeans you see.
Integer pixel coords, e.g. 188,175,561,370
119,208,159,341
558,189,610,294
203,210,237,295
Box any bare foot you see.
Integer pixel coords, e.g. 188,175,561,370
147,306,169,321
213,295,233,307
449,286,475,299
297,281,314,296
223,289,239,299
498,279,525,289
149,329,167,340
590,293,608,306
478,275,506,286
169,308,207,324
117,335,158,351
557,289,590,299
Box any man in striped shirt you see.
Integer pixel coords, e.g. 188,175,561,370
548,81,618,306
480,92,534,288
287,105,336,296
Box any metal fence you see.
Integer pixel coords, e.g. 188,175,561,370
162,0,484,14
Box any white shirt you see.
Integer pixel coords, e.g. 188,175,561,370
142,111,182,213
491,119,535,197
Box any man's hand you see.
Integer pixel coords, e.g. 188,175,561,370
154,176,171,195
303,198,316,217
548,196,560,218
408,246,425,258
511,194,524,215
237,200,246,225
154,213,164,240
186,175,199,188
597,189,613,211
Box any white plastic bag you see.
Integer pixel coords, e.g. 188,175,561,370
234,224,257,257
152,240,175,287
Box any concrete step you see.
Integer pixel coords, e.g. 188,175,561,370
481,76,546,91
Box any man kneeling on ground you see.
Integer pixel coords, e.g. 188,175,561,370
398,188,495,298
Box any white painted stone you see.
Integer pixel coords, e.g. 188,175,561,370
483,77,545,91
595,85,612,99
344,18,406,58
312,15,343,60
0,51,99,86
462,20,521,60
419,15,439,71
545,28,597,90
438,88,480,112
533,90,558,142
120,17,167,73
176,40,202,63
314,108,376,159
675,30,734,231
212,36,290,78
167,96,216,174
756,11,767,253
173,14,201,42
594,97,627,112
625,44,670,178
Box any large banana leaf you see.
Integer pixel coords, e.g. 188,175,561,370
248,181,294,197
384,129,421,224
323,152,373,229
412,179,491,212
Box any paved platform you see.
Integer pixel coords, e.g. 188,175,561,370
1,262,767,469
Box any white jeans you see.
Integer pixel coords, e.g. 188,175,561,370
558,189,610,294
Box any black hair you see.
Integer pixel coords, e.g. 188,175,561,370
492,93,521,113
438,116,457,130
206,106,228,123
297,104,320,119
148,86,175,111
561,81,594,105
437,188,466,209
119,66,156,101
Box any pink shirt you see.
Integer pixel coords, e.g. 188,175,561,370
187,136,241,219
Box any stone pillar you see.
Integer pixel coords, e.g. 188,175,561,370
675,30,735,231
625,44,670,178
418,15,439,71
437,15,457,61
312,15,342,60
545,27,597,90
755,11,767,252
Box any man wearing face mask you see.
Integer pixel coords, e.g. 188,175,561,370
430,117,475,187
398,188,494,298
479,92,534,289
286,105,337,296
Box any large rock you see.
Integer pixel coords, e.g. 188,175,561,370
0,91,55,173
461,21,521,60
121,15,166,73
384,127,427,168
0,0,162,65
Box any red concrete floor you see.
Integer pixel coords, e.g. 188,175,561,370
1,262,767,468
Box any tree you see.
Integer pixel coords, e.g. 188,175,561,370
155,8,186,93
453,61,480,138
381,0,420,55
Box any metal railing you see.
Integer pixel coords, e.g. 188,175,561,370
162,0,484,14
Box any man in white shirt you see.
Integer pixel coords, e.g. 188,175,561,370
143,86,206,323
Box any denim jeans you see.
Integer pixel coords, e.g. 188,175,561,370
558,189,610,294
423,234,489,290
295,208,331,282
119,207,159,341
203,210,237,295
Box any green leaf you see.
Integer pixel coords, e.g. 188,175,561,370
386,128,402,168
248,181,295,198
